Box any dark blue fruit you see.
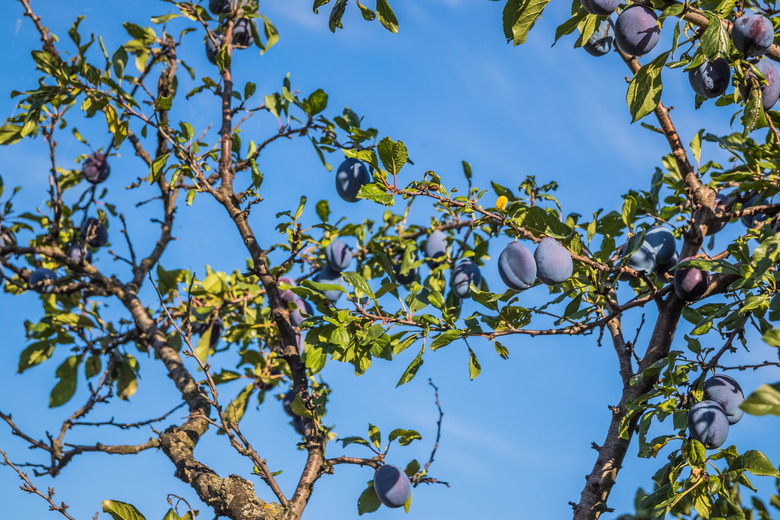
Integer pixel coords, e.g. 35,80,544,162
292,415,305,435
290,298,312,327
393,251,419,285
581,0,619,16
278,277,297,303
731,14,774,57
374,465,412,508
498,242,536,290
626,243,656,275
614,5,660,57
740,195,767,228
534,238,573,285
282,390,295,417
583,19,615,57
451,258,481,298
313,266,344,303
325,239,353,272
741,60,780,110
205,35,221,65
689,58,731,99
80,217,108,248
703,375,744,425
335,158,371,203
688,400,729,449
424,230,448,268
30,268,58,293
82,152,110,184
707,193,732,235
644,226,676,265
232,18,254,47
67,244,92,263
655,251,678,275
673,257,709,302
208,0,233,14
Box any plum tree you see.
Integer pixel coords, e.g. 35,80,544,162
335,158,371,202
583,19,614,57
703,375,745,424
614,5,660,57
673,258,710,301
451,258,482,298
4,2,780,520
688,58,731,99
498,241,536,290
534,237,573,285
688,400,730,449
731,14,774,57
373,465,412,508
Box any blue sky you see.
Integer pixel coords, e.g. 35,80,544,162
0,1,779,520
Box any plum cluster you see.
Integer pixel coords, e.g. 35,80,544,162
498,237,573,290
205,0,256,64
688,375,745,449
579,5,779,110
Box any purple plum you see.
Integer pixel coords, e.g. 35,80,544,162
581,0,619,16
80,217,108,248
688,400,729,449
29,268,58,293
673,257,710,302
731,14,774,57
82,152,110,184
689,58,731,99
498,242,536,290
451,258,481,298
424,230,448,268
335,158,371,203
325,239,353,272
374,465,412,508
703,375,744,425
740,59,780,110
614,5,660,57
583,19,615,57
534,238,573,285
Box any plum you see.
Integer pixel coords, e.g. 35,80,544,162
731,14,774,57
740,60,780,110
583,19,615,57
232,18,254,47
205,35,221,65
325,239,353,272
393,251,419,285
498,242,536,290
292,415,305,435
688,400,729,449
451,258,481,298
82,152,110,184
655,250,678,275
67,244,92,263
534,238,573,285
689,58,730,99
424,230,448,268
208,0,233,14
278,277,297,303
29,268,58,293
626,243,656,275
335,158,371,203
374,465,412,509
290,298,312,327
614,5,660,57
0,228,16,257
644,226,676,265
80,217,108,248
707,193,732,235
282,390,295,417
704,375,744,424
673,257,710,302
313,266,344,303
581,0,619,16
739,195,768,227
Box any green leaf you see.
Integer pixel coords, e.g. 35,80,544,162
626,51,670,123
468,347,481,380
368,423,381,449
357,482,381,515
161,509,194,520
18,341,55,373
342,271,376,300
740,383,780,416
389,428,422,446
732,450,780,477
149,152,170,183
357,183,394,206
397,346,424,386
102,500,146,520
700,14,730,60
224,383,254,426
430,329,462,350
50,355,79,408
375,0,399,33
304,88,328,116
503,0,551,45
340,436,370,448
